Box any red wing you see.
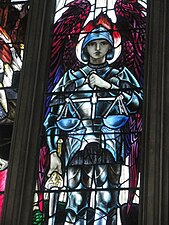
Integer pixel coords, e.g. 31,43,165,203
50,0,91,79
114,0,146,87
114,0,146,211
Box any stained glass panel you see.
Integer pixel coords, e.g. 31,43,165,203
0,0,29,217
34,0,146,224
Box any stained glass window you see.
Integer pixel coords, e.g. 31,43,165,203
0,0,29,217
33,0,146,224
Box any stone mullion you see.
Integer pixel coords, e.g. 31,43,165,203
161,3,169,220
140,0,169,225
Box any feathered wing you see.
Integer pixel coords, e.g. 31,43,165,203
114,0,146,86
114,0,146,211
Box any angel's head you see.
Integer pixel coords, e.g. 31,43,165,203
81,26,114,64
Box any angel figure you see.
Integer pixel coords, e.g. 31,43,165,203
44,24,142,224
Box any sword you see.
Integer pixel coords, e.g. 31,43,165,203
91,87,97,120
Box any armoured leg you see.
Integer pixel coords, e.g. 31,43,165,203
93,164,121,224
107,164,121,225
65,165,93,224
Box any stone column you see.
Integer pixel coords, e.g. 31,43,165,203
140,0,169,225
1,0,55,224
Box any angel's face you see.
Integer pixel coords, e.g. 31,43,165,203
86,39,110,64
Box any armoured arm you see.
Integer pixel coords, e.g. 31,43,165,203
89,66,142,114
116,67,143,113
88,73,112,89
44,112,62,176
88,72,134,101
